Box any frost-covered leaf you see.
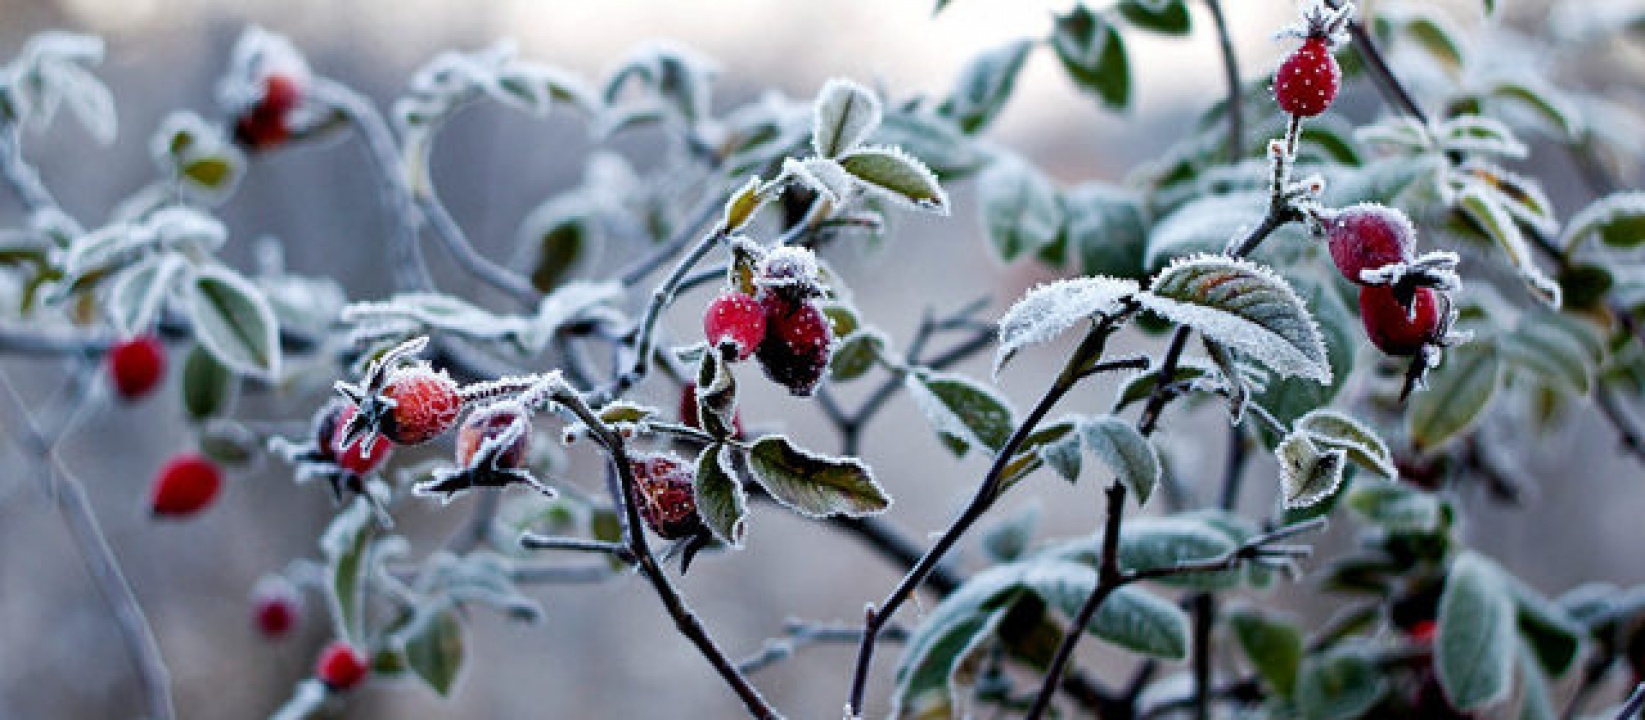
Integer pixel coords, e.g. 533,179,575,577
1023,560,1189,659
1061,183,1149,279
1346,483,1443,534
321,499,375,644
1296,647,1387,720
1561,192,1645,251
1296,409,1396,480
181,344,234,422
892,565,1022,718
1354,116,1434,154
980,501,1041,563
150,111,244,203
906,371,1016,454
694,444,747,547
1454,184,1561,308
400,608,465,696
1143,193,1266,272
12,33,116,143
830,328,886,382
1140,254,1330,383
838,145,949,214
1409,345,1500,451
1504,315,1593,395
1488,80,1579,139
1032,421,1082,483
871,110,988,179
344,293,533,349
1229,608,1304,697
107,252,184,337
1437,115,1528,159
1438,552,1517,711
811,77,881,158
1507,577,1584,678
1277,430,1347,509
1252,277,1354,438
746,435,888,518
1079,416,1159,506
1455,163,1557,235
528,281,623,350
187,263,281,379
721,176,764,233
1052,5,1131,110
1118,516,1242,590
944,39,1033,133
977,154,1063,262
1118,0,1191,35
993,276,1139,376
1113,358,1215,412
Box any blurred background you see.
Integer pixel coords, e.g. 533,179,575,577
0,0,1640,717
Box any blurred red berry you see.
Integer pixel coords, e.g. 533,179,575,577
149,453,223,518
251,579,301,640
1407,619,1438,644
1360,285,1442,357
703,291,767,362
755,295,833,397
1273,37,1340,118
234,74,301,150
315,641,369,691
108,335,166,400
1324,204,1417,285
629,452,704,540
378,366,462,445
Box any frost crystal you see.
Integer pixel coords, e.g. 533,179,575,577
993,276,1139,378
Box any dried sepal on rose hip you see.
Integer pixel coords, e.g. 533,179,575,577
414,400,556,502
335,337,463,453
149,453,224,518
1272,1,1354,118
107,334,166,401
628,451,707,541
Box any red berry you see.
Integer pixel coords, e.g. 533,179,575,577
703,291,768,362
108,335,166,400
327,404,393,475
315,641,369,691
378,366,461,445
251,579,301,640
455,403,531,470
234,74,300,150
1324,204,1416,285
1407,619,1438,644
755,295,834,397
1360,285,1441,357
150,453,223,518
1273,37,1340,118
680,385,743,438
628,452,704,540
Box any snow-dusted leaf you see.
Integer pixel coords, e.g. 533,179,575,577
1143,193,1266,272
528,281,623,350
1489,80,1579,138
1455,185,1561,308
1346,483,1443,534
1033,421,1082,483
1139,254,1330,383
1409,344,1501,451
1296,647,1387,720
1022,560,1189,659
187,263,281,379
1277,430,1347,510
811,78,881,158
1561,192,1645,251
746,435,888,518
1117,516,1242,590
1119,0,1192,35
1437,115,1528,159
1229,608,1304,697
1455,163,1557,235
871,109,988,179
1061,183,1149,278
892,566,1020,718
1296,409,1396,480
344,293,533,347
1354,116,1433,154
1504,315,1593,395
1438,552,1517,711
695,443,747,547
977,154,1063,262
1113,358,1216,412
994,276,1139,376
321,499,376,644
1079,416,1159,506
782,156,856,205
829,328,886,382
1052,5,1131,110
399,608,465,696
906,371,1016,454
944,39,1033,133
838,145,949,214
107,252,185,337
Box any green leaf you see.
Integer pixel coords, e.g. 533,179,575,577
1022,560,1188,659
187,264,281,379
1117,516,1241,590
993,276,1139,377
1399,12,1466,70
1458,163,1558,236
746,435,888,518
1346,483,1443,534
1488,80,1578,139
1061,183,1149,279
945,38,1033,133
1118,0,1191,35
1562,192,1645,251
1296,409,1397,480
1504,315,1593,396
1436,115,1527,159
1229,608,1304,697
321,499,375,645
829,328,886,382
1455,184,1561,307
1032,421,1082,483
1408,345,1501,451
1518,645,1555,720
401,608,464,696
1140,254,1331,383
1277,430,1347,510
1296,647,1387,720
1507,578,1584,678
180,344,234,421
694,444,748,547
980,501,1041,563
838,145,949,214
871,110,988,179
1437,551,1517,711
812,77,882,158
977,154,1064,262
1052,5,1131,110
107,252,184,337
893,566,1022,717
1252,277,1355,437
1079,416,1159,506
524,216,589,293
906,371,1016,454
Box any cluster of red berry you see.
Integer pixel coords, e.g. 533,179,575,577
703,246,836,397
103,335,233,519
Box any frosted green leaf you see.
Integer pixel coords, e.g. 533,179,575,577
1561,192,1645,251
1437,115,1528,159
107,252,185,337
838,145,950,214
945,39,1033,133
1437,552,1516,710
993,276,1139,377
1409,345,1501,451
746,435,888,518
906,371,1016,454
1139,254,1331,383
1455,185,1561,308
811,77,882,158
1296,409,1397,480
694,444,748,547
1297,647,1387,720
1079,416,1159,506
1277,430,1347,510
977,154,1063,262
187,263,281,379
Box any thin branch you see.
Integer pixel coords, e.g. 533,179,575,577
738,621,908,676
518,533,635,562
1617,681,1645,720
620,194,732,288
1218,422,1250,512
418,190,541,305
1323,0,1429,125
1204,0,1244,163
594,226,728,405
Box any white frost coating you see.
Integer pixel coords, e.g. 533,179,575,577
903,371,1015,455
811,77,883,158
1296,408,1398,480
993,276,1139,377
837,144,951,216
1080,416,1160,506
1559,191,1645,251
1436,115,1529,160
1454,185,1562,309
1277,431,1347,509
1354,116,1432,153
1137,254,1332,384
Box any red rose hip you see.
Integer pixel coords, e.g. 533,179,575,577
315,641,369,691
628,452,704,540
1324,204,1417,285
377,366,462,445
703,291,767,362
327,404,393,475
108,335,166,400
1360,285,1442,357
755,295,834,397
455,402,531,471
1273,37,1341,118
150,453,223,518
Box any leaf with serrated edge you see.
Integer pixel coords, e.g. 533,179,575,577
994,276,1139,377
746,435,888,518
838,145,949,215
811,78,881,158
1409,345,1500,451
1079,416,1159,506
1139,254,1330,383
1296,409,1396,480
694,444,747,547
906,371,1016,454
1561,192,1645,252
1437,552,1517,710
187,263,282,379
1277,430,1347,509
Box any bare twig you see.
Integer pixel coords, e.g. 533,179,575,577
1616,682,1645,720
1204,0,1244,163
